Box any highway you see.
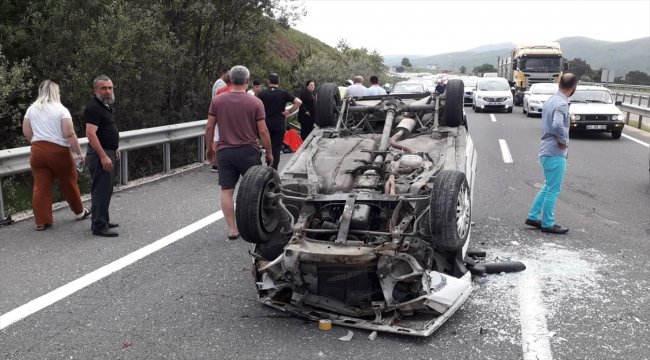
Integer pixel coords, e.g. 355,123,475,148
1,108,649,359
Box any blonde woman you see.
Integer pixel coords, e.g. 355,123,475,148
22,80,90,231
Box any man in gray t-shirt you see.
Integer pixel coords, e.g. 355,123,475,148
344,76,369,97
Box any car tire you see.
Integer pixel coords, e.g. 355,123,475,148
442,79,464,127
507,107,513,113
429,170,471,251
315,83,341,127
522,105,527,114
473,105,480,113
612,130,622,139
236,165,283,244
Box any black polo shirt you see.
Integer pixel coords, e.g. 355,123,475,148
84,97,119,150
258,87,296,132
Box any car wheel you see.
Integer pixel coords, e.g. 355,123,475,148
522,104,527,114
473,105,480,113
507,107,513,113
612,130,622,139
441,79,464,127
429,170,471,251
236,165,283,244
315,83,341,127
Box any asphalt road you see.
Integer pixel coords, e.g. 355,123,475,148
1,109,649,360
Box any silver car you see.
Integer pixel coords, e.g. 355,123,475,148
523,83,558,117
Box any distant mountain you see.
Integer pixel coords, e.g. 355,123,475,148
384,37,650,76
465,42,515,53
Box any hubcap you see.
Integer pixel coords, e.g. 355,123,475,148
455,184,471,239
261,180,280,232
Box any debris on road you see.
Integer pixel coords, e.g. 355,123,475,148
339,330,354,341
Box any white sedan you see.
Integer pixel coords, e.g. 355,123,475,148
523,83,558,117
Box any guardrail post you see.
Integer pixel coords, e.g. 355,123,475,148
198,135,205,163
639,96,643,106
0,178,5,221
623,93,627,103
639,115,644,130
120,150,129,185
625,111,630,125
163,143,171,173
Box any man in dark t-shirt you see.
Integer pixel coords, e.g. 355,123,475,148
205,65,273,240
257,73,301,170
84,75,120,237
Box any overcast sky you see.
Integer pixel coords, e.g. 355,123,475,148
294,0,650,56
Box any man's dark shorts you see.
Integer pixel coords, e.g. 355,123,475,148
217,145,262,189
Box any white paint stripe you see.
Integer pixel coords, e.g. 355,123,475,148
0,211,224,330
622,133,649,147
490,114,497,122
498,139,513,163
519,271,553,360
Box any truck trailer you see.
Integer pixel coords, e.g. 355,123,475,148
497,43,567,105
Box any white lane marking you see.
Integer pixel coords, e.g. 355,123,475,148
622,133,649,147
0,211,224,330
498,139,513,163
490,114,497,122
519,271,553,360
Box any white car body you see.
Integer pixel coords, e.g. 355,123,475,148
472,77,514,113
523,83,558,117
568,85,625,139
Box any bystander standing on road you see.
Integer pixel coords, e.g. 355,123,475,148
22,80,90,231
248,79,262,96
298,80,316,140
344,76,369,97
524,73,578,234
210,67,230,172
258,72,301,170
205,65,273,239
211,66,230,97
84,75,121,237
367,75,387,96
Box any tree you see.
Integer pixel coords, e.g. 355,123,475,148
0,46,33,148
401,57,412,67
472,63,496,76
459,65,467,74
567,58,592,80
624,70,650,85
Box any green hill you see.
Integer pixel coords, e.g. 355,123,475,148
389,37,650,76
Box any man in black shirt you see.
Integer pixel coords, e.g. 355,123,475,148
257,73,301,170
85,75,120,237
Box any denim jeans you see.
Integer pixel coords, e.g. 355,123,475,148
527,156,567,228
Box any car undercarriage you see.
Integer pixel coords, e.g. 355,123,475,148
236,80,482,336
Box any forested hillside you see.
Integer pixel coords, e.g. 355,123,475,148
0,0,383,151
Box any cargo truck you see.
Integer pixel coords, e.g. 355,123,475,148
497,43,567,105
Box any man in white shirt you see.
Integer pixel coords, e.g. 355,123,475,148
344,76,369,98
366,75,387,96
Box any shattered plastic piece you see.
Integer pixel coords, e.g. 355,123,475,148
339,330,354,341
368,331,378,341
510,241,520,246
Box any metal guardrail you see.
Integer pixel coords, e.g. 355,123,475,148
581,82,650,93
613,92,650,108
0,105,299,222
0,120,208,221
618,103,650,130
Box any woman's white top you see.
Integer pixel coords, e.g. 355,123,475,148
25,103,72,147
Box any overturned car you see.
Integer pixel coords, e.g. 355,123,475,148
236,80,478,336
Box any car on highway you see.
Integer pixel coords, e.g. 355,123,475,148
236,80,479,336
569,85,625,139
472,77,514,113
389,81,428,94
523,83,558,117
460,76,479,105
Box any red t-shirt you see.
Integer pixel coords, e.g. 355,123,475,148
208,92,265,152
216,84,233,95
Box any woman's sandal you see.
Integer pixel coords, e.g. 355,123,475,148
227,234,239,240
36,224,52,231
